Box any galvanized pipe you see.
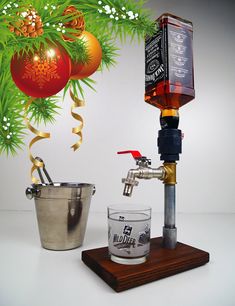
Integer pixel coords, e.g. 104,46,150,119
163,184,177,249
164,184,175,228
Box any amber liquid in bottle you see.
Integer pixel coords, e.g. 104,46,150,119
145,13,195,109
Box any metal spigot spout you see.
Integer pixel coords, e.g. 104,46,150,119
121,165,165,197
123,184,134,197
122,175,139,197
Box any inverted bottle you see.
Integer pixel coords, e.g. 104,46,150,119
145,13,195,110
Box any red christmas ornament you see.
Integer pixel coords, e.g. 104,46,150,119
70,31,102,80
11,43,71,98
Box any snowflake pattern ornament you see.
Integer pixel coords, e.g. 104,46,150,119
10,44,71,98
22,58,60,89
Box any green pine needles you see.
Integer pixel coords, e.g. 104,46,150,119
0,0,157,155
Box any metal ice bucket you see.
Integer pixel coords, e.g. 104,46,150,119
26,183,95,250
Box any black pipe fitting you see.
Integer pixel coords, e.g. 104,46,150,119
157,129,182,162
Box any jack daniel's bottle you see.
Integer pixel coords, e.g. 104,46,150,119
145,13,195,109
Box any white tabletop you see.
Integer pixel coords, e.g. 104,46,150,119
0,211,234,306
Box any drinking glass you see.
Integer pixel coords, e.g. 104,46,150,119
108,204,151,265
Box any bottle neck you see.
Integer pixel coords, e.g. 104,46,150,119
160,109,179,129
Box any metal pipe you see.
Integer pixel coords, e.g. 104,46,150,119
164,184,175,228
163,184,177,249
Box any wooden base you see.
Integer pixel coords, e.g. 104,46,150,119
82,237,209,292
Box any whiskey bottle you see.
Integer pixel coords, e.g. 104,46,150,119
145,13,195,110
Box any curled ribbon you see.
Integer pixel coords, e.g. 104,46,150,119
24,98,50,184
70,88,85,151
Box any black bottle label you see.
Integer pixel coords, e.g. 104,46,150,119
145,29,165,88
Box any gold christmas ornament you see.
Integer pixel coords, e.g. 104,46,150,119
70,31,102,79
9,7,44,38
62,5,85,41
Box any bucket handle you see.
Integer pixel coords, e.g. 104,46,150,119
25,157,53,200
35,157,53,185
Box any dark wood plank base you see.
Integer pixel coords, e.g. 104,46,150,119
82,237,209,292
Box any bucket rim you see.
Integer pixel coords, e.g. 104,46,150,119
32,182,95,188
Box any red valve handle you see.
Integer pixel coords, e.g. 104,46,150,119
117,150,142,159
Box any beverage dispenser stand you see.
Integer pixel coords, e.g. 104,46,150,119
82,13,209,292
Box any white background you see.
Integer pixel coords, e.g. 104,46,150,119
0,0,235,213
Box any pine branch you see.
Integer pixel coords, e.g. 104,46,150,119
0,71,26,155
98,36,119,70
0,116,26,156
64,78,96,100
25,97,61,126
1,0,156,68
68,38,89,63
73,0,157,40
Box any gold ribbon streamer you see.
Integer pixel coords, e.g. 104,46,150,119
24,89,83,183
70,88,85,151
24,98,50,184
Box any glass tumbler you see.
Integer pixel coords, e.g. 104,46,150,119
108,204,151,265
